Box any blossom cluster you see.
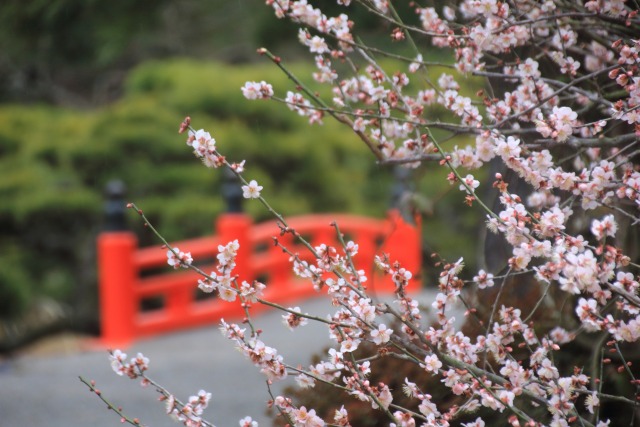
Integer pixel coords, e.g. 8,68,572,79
94,2,640,427
238,1,640,424
164,390,212,427
197,240,266,303
109,349,149,379
272,397,325,427
167,247,193,269
187,129,223,169
110,348,215,427
220,320,287,382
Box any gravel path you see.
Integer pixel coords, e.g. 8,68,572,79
0,291,443,427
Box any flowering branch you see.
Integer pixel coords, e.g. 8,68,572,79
87,1,640,426
79,376,146,426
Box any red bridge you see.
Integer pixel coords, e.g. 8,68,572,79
97,210,421,347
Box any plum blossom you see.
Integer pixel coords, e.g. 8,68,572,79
585,392,600,414
188,129,215,152
344,241,358,257
282,307,309,330
187,128,225,168
538,205,567,237
334,406,349,426
109,349,128,376
237,338,287,381
392,267,412,288
340,338,361,353
459,174,480,194
576,298,602,332
422,354,442,373
217,240,239,268
242,180,263,199
451,95,471,116
166,389,212,426
473,269,494,289
239,280,266,302
375,384,393,410
495,136,521,159
307,35,329,54
591,214,618,240
218,286,237,302
241,81,274,100
230,160,245,173
240,416,259,427
109,350,149,378
462,419,485,427
295,373,315,389
293,406,324,427
538,106,578,142
167,247,193,269
370,324,392,345
409,54,423,73
285,91,323,124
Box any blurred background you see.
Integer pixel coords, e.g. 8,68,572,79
0,0,481,352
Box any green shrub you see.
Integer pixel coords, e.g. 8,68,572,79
0,58,483,328
0,60,387,325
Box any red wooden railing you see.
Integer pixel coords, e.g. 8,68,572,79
97,210,421,347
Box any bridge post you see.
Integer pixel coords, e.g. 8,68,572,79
383,209,422,291
222,168,243,213
98,181,137,347
98,233,137,347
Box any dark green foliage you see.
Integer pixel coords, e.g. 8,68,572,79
0,59,392,324
0,57,484,331
0,0,274,103
0,0,167,67
0,247,31,319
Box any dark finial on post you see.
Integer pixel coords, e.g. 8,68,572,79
222,168,243,213
104,180,128,231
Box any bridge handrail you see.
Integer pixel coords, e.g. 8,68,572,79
97,210,420,347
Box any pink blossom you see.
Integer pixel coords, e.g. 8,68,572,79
217,240,239,268
495,136,521,159
166,247,193,269
242,180,263,199
462,418,485,427
409,54,423,73
109,349,128,376
239,280,266,302
370,324,391,345
295,373,315,389
473,269,494,289
422,354,442,373
585,392,600,414
282,307,308,330
459,174,480,193
293,406,325,427
591,214,618,240
241,81,274,100
240,416,259,427
307,35,329,54
333,406,349,426
343,241,358,258
218,286,237,302
340,338,361,353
